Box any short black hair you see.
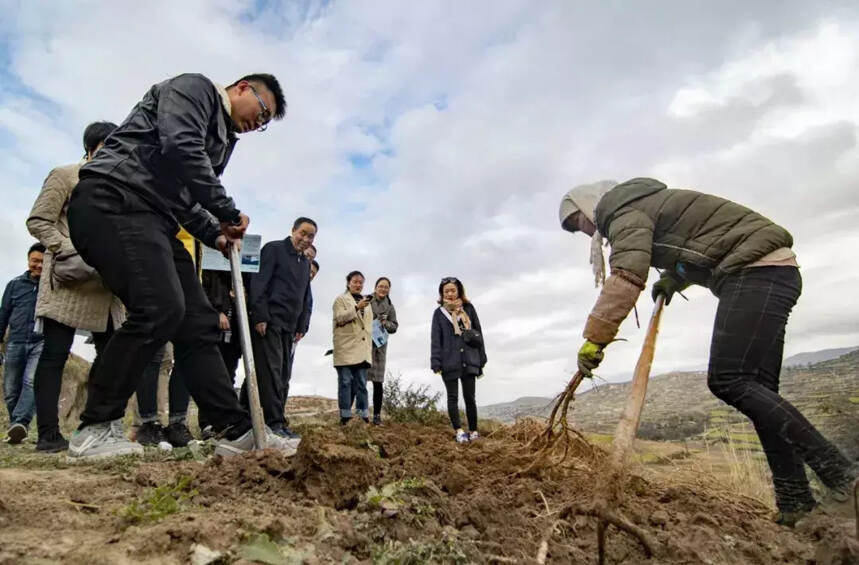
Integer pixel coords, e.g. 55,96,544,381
311,260,320,271
28,242,46,256
292,217,317,231
82,121,118,156
230,74,287,119
346,270,364,287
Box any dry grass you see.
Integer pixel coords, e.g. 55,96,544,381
702,426,774,507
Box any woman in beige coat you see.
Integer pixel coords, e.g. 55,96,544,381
332,270,373,425
25,122,124,452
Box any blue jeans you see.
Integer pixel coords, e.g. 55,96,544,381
3,341,43,428
337,364,368,418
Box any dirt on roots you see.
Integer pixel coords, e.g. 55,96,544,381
0,419,856,564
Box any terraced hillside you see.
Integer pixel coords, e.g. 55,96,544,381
485,350,859,458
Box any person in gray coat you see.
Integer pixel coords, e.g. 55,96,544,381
366,277,398,425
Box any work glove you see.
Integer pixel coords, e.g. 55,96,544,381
577,340,605,377
651,272,683,306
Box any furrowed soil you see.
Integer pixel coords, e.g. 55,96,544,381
1,418,857,564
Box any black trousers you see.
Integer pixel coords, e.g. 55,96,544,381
136,346,191,422
443,374,477,431
372,381,383,416
708,266,853,511
67,176,251,439
198,336,242,431
241,325,293,430
220,338,243,382
33,318,111,438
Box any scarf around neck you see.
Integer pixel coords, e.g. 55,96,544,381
558,180,617,287
442,299,472,335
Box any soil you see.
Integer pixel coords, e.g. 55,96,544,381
0,418,857,564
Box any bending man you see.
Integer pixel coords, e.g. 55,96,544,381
560,177,856,526
67,72,293,458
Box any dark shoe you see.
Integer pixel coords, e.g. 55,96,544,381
35,429,69,453
820,475,859,519
6,423,27,444
282,427,301,440
200,425,217,440
340,417,351,426
136,422,170,447
372,415,382,426
165,422,195,448
362,417,370,424
775,502,818,527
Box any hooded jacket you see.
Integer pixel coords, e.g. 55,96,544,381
576,177,793,344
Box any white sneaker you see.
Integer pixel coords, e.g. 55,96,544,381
213,426,299,457
455,429,469,443
69,420,144,460
468,431,479,442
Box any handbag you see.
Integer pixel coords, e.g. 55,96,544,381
52,250,99,286
461,328,483,348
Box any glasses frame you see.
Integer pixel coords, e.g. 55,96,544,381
248,85,272,132
440,277,459,285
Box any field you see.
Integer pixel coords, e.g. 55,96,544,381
1,396,857,564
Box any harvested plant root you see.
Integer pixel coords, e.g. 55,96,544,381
556,502,658,564
518,371,594,475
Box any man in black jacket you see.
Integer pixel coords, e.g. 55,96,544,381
66,72,293,459
248,217,316,437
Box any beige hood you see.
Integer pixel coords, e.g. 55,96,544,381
558,180,617,287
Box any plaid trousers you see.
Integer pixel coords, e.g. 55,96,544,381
708,266,853,511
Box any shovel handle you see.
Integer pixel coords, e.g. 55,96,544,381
229,244,267,450
609,295,665,467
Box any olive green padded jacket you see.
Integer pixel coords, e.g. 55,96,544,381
583,177,793,344
595,177,792,288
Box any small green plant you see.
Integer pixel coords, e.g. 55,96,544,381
372,537,469,565
383,374,446,425
238,533,311,565
119,475,197,525
365,477,428,508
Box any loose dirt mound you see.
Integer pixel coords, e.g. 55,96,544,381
1,420,856,563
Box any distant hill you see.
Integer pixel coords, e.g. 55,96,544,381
783,346,859,367
481,348,859,458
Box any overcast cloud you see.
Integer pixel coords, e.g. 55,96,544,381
1,1,858,405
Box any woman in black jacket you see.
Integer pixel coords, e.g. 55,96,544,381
430,277,487,443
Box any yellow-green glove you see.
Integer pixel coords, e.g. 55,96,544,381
577,340,605,377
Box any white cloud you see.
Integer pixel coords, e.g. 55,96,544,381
1,2,857,409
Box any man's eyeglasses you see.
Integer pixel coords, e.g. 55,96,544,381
441,277,459,284
249,85,272,132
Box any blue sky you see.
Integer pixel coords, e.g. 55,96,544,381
1,1,858,404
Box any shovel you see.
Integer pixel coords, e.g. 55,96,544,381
609,294,665,468
229,243,267,450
